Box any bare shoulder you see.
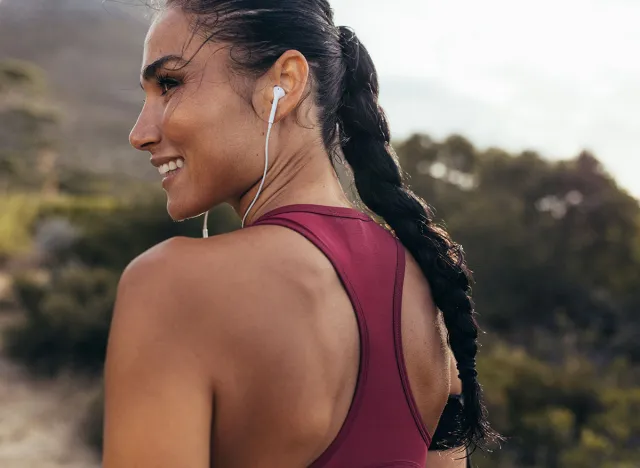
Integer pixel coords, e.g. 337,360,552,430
105,227,304,468
113,224,329,360
116,225,296,302
104,234,245,468
118,223,313,282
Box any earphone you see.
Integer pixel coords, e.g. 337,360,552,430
203,85,286,238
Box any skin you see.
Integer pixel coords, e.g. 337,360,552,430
103,6,467,468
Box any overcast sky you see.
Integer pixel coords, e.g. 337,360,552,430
329,0,639,198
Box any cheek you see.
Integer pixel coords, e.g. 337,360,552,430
161,93,205,143
164,88,254,151
162,88,262,193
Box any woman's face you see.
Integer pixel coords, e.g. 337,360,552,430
131,7,265,221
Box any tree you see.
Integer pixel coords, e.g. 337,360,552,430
395,134,640,363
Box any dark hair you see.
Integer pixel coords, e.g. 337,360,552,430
159,0,497,452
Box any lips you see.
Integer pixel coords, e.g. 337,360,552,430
161,164,184,191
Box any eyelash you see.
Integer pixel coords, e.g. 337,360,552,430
156,73,181,96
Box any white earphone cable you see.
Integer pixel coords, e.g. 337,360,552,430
242,121,273,228
202,210,209,238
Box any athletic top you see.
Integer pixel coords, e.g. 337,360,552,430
252,204,432,468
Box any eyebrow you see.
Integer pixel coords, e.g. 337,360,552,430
140,55,188,88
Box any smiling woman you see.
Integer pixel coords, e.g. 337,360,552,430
102,1,498,467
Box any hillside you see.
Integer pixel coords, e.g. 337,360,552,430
0,0,154,178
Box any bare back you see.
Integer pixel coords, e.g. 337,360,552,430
179,206,452,467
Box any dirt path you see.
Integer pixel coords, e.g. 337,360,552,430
0,310,100,468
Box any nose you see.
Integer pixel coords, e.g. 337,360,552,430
129,106,162,151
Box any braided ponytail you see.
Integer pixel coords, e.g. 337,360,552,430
336,26,494,451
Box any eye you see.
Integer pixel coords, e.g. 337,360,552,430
156,73,181,95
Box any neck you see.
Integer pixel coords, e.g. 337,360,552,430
233,134,352,226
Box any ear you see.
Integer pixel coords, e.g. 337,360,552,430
252,50,309,124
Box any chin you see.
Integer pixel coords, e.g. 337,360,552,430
166,198,196,222
166,192,216,223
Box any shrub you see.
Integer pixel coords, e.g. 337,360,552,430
5,267,118,376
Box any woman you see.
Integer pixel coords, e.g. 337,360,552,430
103,1,496,467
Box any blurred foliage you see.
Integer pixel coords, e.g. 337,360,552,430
395,134,640,363
0,194,43,259
1,60,639,466
0,193,117,260
0,59,60,192
0,59,48,94
472,343,640,467
5,267,118,376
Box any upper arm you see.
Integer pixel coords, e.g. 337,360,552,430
103,240,215,468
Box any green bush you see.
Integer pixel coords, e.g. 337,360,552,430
4,267,118,376
0,194,43,258
0,193,118,259
476,343,640,467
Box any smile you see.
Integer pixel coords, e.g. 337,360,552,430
158,157,185,175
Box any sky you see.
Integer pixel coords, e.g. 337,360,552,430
329,0,640,199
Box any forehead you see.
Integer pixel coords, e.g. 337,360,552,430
142,7,200,69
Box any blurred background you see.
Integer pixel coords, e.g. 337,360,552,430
0,0,638,467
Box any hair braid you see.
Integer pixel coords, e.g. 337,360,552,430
337,25,493,451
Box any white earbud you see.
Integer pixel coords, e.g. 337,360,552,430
268,86,286,124
204,86,286,236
